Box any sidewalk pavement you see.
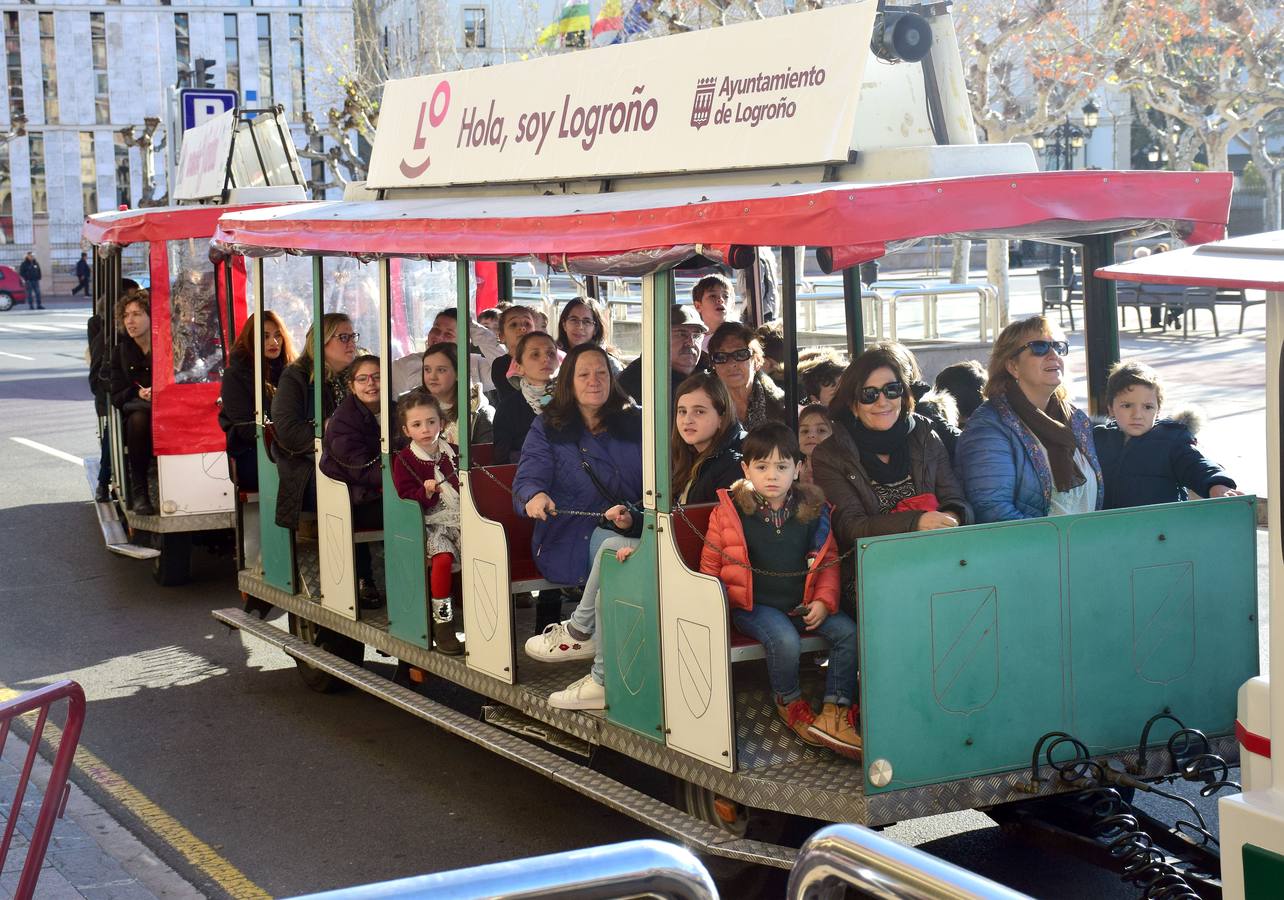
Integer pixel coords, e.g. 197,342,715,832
1,732,201,900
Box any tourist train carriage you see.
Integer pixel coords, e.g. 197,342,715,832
211,0,1255,877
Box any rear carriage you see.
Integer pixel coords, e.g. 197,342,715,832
212,0,1258,874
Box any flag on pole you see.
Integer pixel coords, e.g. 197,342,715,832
536,20,560,47
620,0,656,41
559,1,591,39
592,0,623,45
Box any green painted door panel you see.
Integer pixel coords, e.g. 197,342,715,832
1244,843,1284,899
601,522,664,742
858,521,1066,793
258,439,296,593
1066,498,1258,750
383,465,429,649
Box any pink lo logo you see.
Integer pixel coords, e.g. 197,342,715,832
399,80,451,178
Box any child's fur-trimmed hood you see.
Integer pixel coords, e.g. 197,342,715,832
729,478,826,523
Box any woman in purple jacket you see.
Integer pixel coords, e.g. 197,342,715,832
320,354,389,608
513,344,644,589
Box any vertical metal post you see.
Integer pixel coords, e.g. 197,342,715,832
312,256,324,441
497,261,513,303
780,247,799,429
842,266,864,359
1079,233,1119,416
456,260,471,469
223,259,237,346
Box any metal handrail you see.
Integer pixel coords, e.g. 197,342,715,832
0,680,87,900
284,839,718,900
787,824,1030,900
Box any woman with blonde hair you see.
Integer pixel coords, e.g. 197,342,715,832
955,315,1102,522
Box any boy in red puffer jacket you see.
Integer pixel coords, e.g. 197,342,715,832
700,422,860,759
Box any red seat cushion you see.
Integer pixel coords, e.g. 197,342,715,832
671,503,716,571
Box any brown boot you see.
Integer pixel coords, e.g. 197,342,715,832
776,699,823,746
431,597,464,656
807,702,863,759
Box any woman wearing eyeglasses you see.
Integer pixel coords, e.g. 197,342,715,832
271,313,358,532
708,321,787,430
812,346,971,602
955,315,1103,523
556,298,623,375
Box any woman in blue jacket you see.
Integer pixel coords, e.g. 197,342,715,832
956,315,1103,522
513,342,644,591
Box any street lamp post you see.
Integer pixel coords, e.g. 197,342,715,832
1033,99,1099,283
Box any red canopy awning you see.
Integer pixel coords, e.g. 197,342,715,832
83,203,281,248
211,171,1232,272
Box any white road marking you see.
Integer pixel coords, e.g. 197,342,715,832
10,436,85,466
0,350,35,360
0,321,61,331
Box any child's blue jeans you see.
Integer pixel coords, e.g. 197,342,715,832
731,604,857,707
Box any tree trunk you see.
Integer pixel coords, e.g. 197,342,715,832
950,239,971,283
986,240,1011,331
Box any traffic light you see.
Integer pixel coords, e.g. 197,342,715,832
194,58,216,89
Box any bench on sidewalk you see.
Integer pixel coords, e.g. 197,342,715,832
670,503,829,664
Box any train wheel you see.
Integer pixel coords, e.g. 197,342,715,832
151,533,192,586
286,613,364,693
672,777,796,893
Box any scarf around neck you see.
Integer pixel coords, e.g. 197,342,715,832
520,377,555,415
837,407,915,485
1004,382,1084,492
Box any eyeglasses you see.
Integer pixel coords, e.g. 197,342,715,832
857,382,906,405
332,332,360,345
564,316,596,329
352,373,381,386
711,347,752,365
1016,339,1070,358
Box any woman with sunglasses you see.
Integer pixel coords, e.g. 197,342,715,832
955,315,1102,522
708,321,787,429
812,347,970,604
271,313,358,533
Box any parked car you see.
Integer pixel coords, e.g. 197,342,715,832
0,265,26,312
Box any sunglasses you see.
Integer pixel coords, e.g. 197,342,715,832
711,347,753,365
1017,339,1070,358
332,332,360,345
857,382,906,405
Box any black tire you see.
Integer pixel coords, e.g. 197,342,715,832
671,777,796,892
151,532,192,586
0,292,13,312
286,613,364,693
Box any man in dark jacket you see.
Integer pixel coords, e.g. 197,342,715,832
87,314,112,502
619,305,711,407
19,253,43,309
73,253,91,296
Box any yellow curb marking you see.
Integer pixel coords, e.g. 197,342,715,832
1,687,271,900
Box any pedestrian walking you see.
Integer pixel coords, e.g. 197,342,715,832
19,252,43,309
73,252,91,297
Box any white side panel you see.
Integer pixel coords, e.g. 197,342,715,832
460,473,515,684
157,453,235,515
1268,290,1284,793
315,441,358,620
658,512,735,772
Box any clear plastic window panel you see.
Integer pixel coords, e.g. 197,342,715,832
258,254,313,352
324,257,381,358
166,238,223,384
393,259,459,359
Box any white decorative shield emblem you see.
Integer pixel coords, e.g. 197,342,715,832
1131,562,1195,685
676,618,713,718
471,559,499,641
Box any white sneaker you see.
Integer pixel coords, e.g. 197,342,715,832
548,672,605,710
523,621,596,662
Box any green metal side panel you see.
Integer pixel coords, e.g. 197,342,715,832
257,438,296,593
858,521,1067,793
1244,843,1284,899
1065,498,1258,749
383,464,430,648
600,519,664,742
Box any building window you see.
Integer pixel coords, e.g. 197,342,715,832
0,144,12,241
80,132,97,215
256,14,273,108
463,7,486,49
4,12,22,121
289,14,305,115
174,13,190,88
224,14,240,94
38,12,56,122
90,14,109,125
114,132,130,208
29,132,45,215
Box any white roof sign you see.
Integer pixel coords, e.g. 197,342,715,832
173,110,235,201
367,3,878,190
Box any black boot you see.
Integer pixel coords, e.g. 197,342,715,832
95,483,110,503
131,485,155,516
431,597,464,656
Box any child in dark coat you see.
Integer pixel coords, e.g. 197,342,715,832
391,389,464,655
1093,361,1240,509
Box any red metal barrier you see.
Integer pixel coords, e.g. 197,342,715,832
0,681,87,900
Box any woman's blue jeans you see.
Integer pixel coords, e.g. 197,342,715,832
731,604,858,707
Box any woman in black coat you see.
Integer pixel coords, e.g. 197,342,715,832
109,289,155,514
671,372,745,506
219,311,295,492
493,331,558,464
270,313,357,531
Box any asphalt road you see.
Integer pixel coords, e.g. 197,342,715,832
0,300,1245,899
